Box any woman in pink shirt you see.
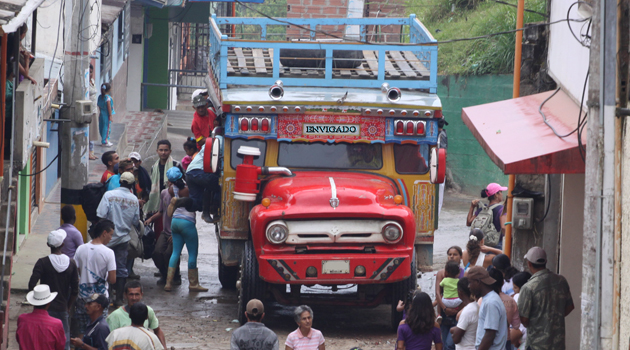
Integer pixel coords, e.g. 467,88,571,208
285,305,325,350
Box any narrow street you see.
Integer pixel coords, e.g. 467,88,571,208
124,110,475,349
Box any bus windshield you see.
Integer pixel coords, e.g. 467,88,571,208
278,142,383,169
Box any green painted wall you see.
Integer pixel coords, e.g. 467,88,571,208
16,158,31,250
145,8,170,110
438,75,512,195
144,4,210,110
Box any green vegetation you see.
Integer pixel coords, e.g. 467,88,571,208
236,0,288,39
406,0,547,75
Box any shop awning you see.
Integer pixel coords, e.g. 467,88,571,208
461,89,586,174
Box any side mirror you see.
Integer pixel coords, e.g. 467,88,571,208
430,148,446,184
203,137,222,174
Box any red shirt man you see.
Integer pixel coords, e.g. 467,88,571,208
191,95,217,144
16,285,66,350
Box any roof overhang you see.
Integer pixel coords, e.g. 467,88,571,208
462,89,586,175
0,0,45,33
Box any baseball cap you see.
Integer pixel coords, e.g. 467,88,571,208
47,229,67,248
166,167,183,182
87,293,109,308
192,89,209,100
524,246,547,264
246,299,264,316
120,172,135,184
128,152,141,161
485,183,508,197
467,266,496,285
192,94,207,108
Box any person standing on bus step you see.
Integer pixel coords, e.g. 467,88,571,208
97,83,115,147
466,183,507,249
180,142,221,223
163,167,208,292
437,117,448,215
191,94,218,146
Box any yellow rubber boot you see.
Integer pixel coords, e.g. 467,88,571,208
188,268,208,292
164,267,177,292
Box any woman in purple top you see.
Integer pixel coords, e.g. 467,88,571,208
397,292,443,350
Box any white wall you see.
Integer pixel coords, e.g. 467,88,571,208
126,5,144,111
33,0,101,84
548,0,591,104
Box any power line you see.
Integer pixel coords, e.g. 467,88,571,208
235,0,590,46
489,0,548,17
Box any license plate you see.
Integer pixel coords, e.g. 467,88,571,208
322,260,350,274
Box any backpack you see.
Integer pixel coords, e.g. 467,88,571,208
141,225,156,260
471,203,502,247
80,180,109,222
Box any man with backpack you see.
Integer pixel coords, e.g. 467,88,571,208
96,172,140,305
466,183,507,249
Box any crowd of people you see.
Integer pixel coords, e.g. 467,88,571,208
396,183,574,350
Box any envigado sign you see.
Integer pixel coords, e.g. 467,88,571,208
303,124,360,135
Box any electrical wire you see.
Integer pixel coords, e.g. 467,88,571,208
18,153,59,176
537,87,579,138
490,0,548,17
536,174,552,222
47,0,64,81
567,1,592,47
235,0,590,46
577,68,590,162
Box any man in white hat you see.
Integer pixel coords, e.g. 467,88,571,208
97,171,140,305
16,284,66,350
517,246,574,350
27,229,79,350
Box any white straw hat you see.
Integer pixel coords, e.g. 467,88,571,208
26,284,57,306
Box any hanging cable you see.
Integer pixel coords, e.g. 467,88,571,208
234,0,590,46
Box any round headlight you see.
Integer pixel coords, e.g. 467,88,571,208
266,223,288,244
382,223,402,243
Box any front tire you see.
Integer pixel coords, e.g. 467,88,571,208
390,252,418,330
237,241,266,325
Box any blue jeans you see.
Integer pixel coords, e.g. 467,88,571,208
98,113,110,144
48,310,70,350
169,218,199,269
186,169,220,212
440,323,455,350
111,242,129,278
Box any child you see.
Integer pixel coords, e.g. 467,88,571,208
100,151,119,184
181,137,198,171
97,83,115,146
439,260,462,309
512,271,532,350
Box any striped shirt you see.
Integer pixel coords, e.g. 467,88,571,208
285,328,325,350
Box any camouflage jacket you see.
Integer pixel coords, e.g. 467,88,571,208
517,269,573,350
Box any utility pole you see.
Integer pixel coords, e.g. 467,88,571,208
59,0,93,238
581,0,617,346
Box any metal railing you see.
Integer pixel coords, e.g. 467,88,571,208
209,15,438,93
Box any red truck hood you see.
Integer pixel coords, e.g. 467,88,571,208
260,171,399,213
